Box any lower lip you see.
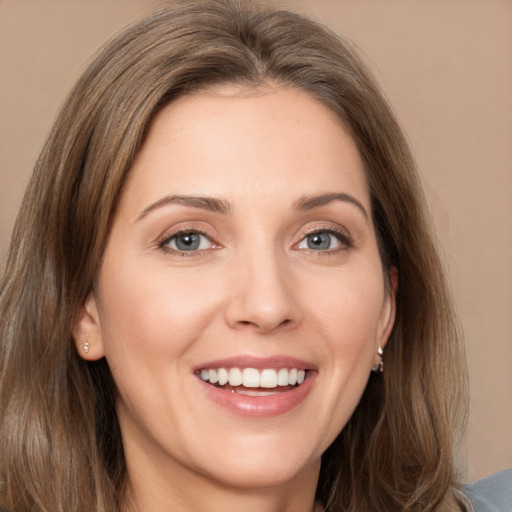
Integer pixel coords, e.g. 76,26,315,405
198,373,316,417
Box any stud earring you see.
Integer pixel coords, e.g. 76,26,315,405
83,338,89,354
372,345,384,373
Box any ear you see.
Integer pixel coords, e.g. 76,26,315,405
376,265,398,351
72,292,105,361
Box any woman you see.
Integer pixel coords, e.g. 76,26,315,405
0,0,473,510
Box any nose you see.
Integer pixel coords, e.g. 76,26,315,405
224,248,301,334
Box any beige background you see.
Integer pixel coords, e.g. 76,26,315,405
0,0,510,483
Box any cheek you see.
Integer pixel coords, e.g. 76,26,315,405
93,263,223,430
305,267,386,346
95,259,223,367
305,275,385,436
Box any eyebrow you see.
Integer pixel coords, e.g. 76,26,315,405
292,193,368,218
137,191,368,221
137,194,232,220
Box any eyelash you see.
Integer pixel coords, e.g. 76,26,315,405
157,228,216,257
156,225,352,257
297,226,353,254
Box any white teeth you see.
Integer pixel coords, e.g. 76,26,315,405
277,368,289,386
208,369,218,384
260,369,277,388
228,368,243,387
218,368,229,386
242,368,260,388
198,367,307,389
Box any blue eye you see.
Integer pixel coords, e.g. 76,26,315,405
160,231,213,252
297,230,347,251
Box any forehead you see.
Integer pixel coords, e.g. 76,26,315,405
121,85,369,215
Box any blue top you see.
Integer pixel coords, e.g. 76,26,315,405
459,468,512,511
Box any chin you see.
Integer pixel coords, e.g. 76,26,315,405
201,455,320,490
186,432,323,491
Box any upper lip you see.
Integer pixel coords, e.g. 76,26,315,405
194,355,317,372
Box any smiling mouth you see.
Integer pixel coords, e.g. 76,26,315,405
196,367,308,396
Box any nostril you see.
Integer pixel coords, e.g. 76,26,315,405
276,319,293,330
232,318,294,333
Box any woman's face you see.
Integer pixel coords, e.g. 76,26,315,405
77,86,395,493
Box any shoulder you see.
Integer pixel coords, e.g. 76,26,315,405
459,468,512,512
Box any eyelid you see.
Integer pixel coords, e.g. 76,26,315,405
156,226,221,256
293,224,353,251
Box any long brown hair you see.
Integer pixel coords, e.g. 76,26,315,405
0,1,467,510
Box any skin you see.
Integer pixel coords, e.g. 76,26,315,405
75,85,396,512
